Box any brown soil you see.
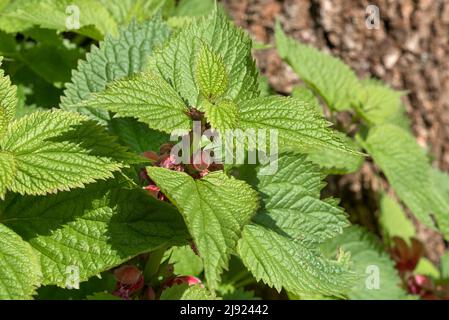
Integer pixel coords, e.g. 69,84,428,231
223,0,449,262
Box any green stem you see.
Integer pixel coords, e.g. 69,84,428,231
143,247,166,283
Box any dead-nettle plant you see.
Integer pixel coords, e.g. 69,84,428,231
0,7,447,301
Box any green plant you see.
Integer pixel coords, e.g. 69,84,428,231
0,1,448,301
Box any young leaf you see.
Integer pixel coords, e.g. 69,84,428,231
237,153,356,297
147,167,259,290
361,124,449,238
80,73,191,134
275,22,360,111
151,10,259,106
195,43,229,100
1,184,189,286
61,17,171,122
204,99,238,131
321,226,409,300
238,96,359,155
0,224,42,299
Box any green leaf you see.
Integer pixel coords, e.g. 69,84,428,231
160,283,215,300
237,153,356,297
0,224,42,299
306,132,364,174
355,79,408,127
361,124,449,237
379,194,416,244
61,17,171,122
321,226,408,300
205,99,238,131
81,72,191,134
36,272,116,300
238,96,359,155
1,184,189,286
195,43,229,100
0,56,16,138
1,0,117,40
151,10,259,106
239,224,355,297
18,42,83,87
109,118,169,154
167,245,203,277
0,110,124,197
172,0,216,17
275,22,360,111
147,167,259,290
99,0,166,25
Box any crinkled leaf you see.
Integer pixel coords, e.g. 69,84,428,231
151,10,259,106
61,17,171,122
1,184,189,286
0,110,124,197
0,224,42,299
237,153,355,297
238,96,359,155
160,284,215,300
238,224,355,297
109,118,169,154
147,167,259,290
81,73,191,134
205,99,238,131
195,43,229,100
0,56,16,138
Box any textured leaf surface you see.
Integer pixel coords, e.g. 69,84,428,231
275,22,360,111
306,131,364,174
109,118,168,154
0,110,125,197
321,226,408,300
362,124,449,236
0,224,42,299
81,73,191,134
239,224,355,297
147,167,259,289
238,96,358,155
237,153,355,297
61,17,171,122
0,56,16,138
196,43,229,100
151,10,259,106
1,184,189,286
205,99,238,131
